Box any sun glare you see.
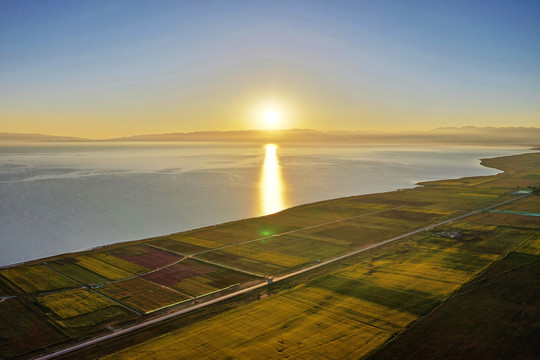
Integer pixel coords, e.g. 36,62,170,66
259,144,286,215
263,109,280,129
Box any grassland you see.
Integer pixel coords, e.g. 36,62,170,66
1,151,539,359
0,265,77,294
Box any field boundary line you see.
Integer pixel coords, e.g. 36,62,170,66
33,193,530,360
193,257,266,278
42,263,142,315
193,206,406,256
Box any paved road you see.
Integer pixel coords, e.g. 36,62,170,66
34,194,529,360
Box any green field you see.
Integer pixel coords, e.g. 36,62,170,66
0,265,78,294
48,259,109,285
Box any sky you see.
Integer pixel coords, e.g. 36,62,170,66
1,0,539,138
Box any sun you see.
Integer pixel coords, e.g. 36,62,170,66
263,109,280,129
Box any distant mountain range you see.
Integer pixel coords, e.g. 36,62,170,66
0,132,86,141
1,126,539,146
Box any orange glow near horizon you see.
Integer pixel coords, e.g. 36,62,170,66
259,144,286,215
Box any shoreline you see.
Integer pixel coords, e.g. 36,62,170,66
0,148,535,269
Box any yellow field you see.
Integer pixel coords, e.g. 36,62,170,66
448,221,497,231
172,277,218,297
458,193,498,198
339,267,462,298
0,265,77,293
91,253,149,274
75,256,133,280
168,235,225,249
280,287,416,331
223,246,307,268
367,255,482,284
38,289,116,319
515,233,540,256
101,285,397,360
400,207,455,215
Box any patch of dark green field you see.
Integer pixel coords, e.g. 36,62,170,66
195,250,286,276
48,260,109,285
368,252,540,360
245,235,347,260
309,275,440,316
146,237,209,255
0,298,68,359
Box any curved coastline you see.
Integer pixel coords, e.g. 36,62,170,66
1,149,536,269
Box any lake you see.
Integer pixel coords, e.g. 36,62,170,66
0,142,529,266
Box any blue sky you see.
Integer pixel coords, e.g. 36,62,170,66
1,0,539,137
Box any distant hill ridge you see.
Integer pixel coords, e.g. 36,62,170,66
1,127,539,146
0,132,87,141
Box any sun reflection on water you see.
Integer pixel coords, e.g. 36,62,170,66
259,144,286,215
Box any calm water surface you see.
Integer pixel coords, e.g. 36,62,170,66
0,142,529,265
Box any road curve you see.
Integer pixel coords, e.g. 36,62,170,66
35,194,529,360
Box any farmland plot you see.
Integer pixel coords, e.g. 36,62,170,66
97,278,190,313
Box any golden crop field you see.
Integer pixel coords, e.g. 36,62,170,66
515,233,540,256
98,223,524,359
338,267,462,299
101,285,397,360
37,289,117,319
231,235,346,262
498,195,540,213
369,251,540,360
446,221,497,231
457,192,498,197
74,256,133,280
0,265,77,294
171,276,219,297
261,213,330,228
91,253,149,274
168,235,226,249
223,245,308,268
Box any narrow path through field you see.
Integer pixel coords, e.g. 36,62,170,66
193,257,266,278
